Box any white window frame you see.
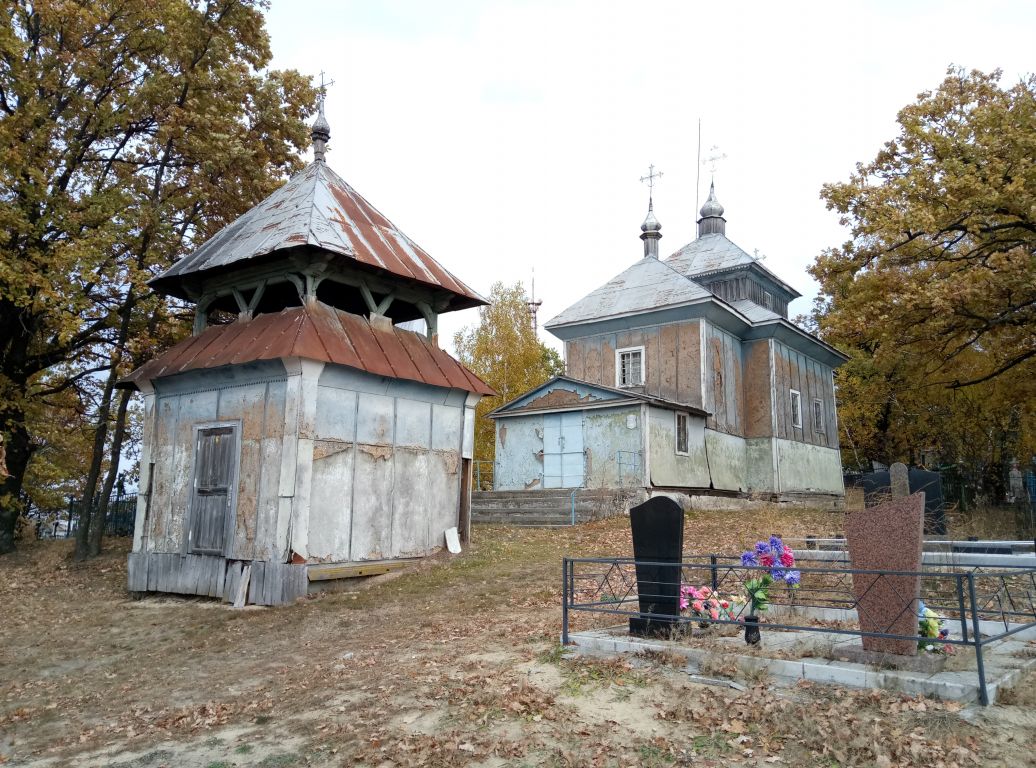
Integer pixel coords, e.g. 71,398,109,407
790,389,802,429
675,412,689,455
615,346,645,388
762,290,773,310
813,398,825,433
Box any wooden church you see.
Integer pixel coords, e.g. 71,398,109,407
490,182,847,504
122,98,493,605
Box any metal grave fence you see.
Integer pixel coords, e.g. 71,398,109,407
562,554,1036,705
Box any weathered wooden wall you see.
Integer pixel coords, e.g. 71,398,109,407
564,320,703,408
771,340,838,447
308,368,466,562
142,362,289,561
702,322,744,437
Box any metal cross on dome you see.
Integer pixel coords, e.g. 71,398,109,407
640,164,663,191
703,145,727,175
317,70,335,101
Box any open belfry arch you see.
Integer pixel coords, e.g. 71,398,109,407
121,89,493,605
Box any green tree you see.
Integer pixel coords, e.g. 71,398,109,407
0,0,316,554
810,67,1036,483
454,282,566,470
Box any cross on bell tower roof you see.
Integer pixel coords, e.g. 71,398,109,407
311,71,334,163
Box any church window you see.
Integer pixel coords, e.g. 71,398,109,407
616,346,644,387
813,399,824,433
790,389,802,429
675,412,689,455
763,290,773,310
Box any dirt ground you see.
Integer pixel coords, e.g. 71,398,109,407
2,509,1035,768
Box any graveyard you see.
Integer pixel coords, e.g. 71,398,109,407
2,505,1035,767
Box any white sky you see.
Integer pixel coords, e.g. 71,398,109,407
266,0,1036,354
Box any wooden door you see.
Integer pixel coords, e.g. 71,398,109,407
189,426,237,555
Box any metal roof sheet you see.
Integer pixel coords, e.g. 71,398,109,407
150,162,486,309
121,302,494,396
728,298,783,324
544,257,712,329
665,234,801,298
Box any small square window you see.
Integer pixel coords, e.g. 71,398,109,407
675,412,689,455
762,291,773,309
790,389,802,429
813,399,824,433
616,346,644,387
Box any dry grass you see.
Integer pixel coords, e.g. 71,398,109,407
1,510,1034,767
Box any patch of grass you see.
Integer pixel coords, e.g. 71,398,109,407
538,642,567,665
253,714,272,725
256,754,300,768
737,660,770,686
234,744,253,755
689,734,733,757
205,762,232,768
559,657,647,696
637,742,676,765
636,648,688,669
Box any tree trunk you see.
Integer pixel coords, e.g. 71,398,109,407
0,419,32,555
74,363,120,561
88,388,131,557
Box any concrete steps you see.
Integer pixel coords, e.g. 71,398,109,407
471,489,634,527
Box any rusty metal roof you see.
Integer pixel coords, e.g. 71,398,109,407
544,255,712,329
150,162,486,310
665,234,801,299
121,301,494,396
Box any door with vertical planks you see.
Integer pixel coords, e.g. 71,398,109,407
189,426,237,555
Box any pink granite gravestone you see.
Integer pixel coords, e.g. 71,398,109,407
844,491,925,655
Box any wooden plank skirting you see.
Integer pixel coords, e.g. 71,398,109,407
127,552,308,606
306,559,413,582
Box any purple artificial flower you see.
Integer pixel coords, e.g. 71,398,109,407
770,568,786,582
769,535,784,555
741,551,759,567
755,541,769,555
784,570,801,586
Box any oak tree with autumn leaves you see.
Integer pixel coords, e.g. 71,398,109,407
811,67,1035,490
0,0,316,554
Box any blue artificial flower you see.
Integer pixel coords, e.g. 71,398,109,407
741,552,759,567
784,570,801,586
755,541,769,555
769,535,784,555
770,568,786,582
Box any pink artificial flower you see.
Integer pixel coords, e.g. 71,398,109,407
699,587,712,599
719,600,729,609
780,551,795,567
691,600,704,613
759,553,775,567
680,597,689,610
681,585,692,598
709,608,719,620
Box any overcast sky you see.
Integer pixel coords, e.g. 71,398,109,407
265,0,1036,353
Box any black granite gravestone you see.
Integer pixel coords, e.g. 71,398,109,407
629,496,684,637
848,469,947,535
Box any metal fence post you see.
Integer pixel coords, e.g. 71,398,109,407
967,573,989,705
955,573,969,644
476,462,481,491
710,555,718,592
562,557,570,644
570,490,577,526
